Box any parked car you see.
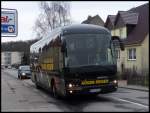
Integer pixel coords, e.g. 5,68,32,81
18,65,31,79
8,65,12,69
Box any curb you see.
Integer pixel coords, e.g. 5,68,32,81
118,86,149,92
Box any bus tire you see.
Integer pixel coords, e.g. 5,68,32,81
35,82,40,89
34,75,40,89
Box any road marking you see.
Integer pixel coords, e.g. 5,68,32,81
113,97,149,108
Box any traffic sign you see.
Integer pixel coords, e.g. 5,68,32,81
1,8,18,37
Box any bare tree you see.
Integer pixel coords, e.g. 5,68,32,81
34,14,48,38
33,1,72,38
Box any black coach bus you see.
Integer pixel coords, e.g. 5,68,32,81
30,24,124,98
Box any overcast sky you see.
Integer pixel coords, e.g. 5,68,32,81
1,1,148,42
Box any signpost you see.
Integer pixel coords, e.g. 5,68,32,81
1,8,18,37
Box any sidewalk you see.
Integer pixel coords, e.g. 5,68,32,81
118,80,149,92
2,70,62,112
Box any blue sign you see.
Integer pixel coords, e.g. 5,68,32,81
1,25,15,33
1,8,18,37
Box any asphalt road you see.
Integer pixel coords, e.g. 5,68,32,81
1,68,149,112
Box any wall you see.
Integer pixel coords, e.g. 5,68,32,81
1,52,23,66
141,34,149,75
11,52,23,65
113,27,127,39
1,52,11,65
117,42,148,75
125,45,142,74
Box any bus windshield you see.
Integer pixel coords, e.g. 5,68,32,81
65,33,116,67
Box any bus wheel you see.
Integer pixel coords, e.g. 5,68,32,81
34,75,40,89
35,82,40,89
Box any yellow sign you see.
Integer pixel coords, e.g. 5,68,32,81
81,79,108,85
81,80,95,85
95,79,108,84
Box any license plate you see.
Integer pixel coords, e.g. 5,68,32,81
90,88,101,93
95,79,109,84
81,79,108,85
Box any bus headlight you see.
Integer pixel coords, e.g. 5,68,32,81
113,80,117,84
69,90,73,93
68,83,73,88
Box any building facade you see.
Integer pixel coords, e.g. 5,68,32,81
105,3,149,76
1,51,23,66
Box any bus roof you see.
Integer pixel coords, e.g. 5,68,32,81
62,24,110,35
30,24,110,53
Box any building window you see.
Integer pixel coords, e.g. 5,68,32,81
128,48,136,60
4,52,11,56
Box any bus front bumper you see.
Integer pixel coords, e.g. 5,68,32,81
66,83,118,96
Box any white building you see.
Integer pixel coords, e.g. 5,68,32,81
1,51,23,66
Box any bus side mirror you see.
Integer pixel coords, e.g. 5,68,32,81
61,40,68,57
111,36,124,51
61,41,66,52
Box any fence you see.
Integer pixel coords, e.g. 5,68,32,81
118,69,149,87
127,75,149,87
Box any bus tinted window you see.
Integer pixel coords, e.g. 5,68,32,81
65,33,115,67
